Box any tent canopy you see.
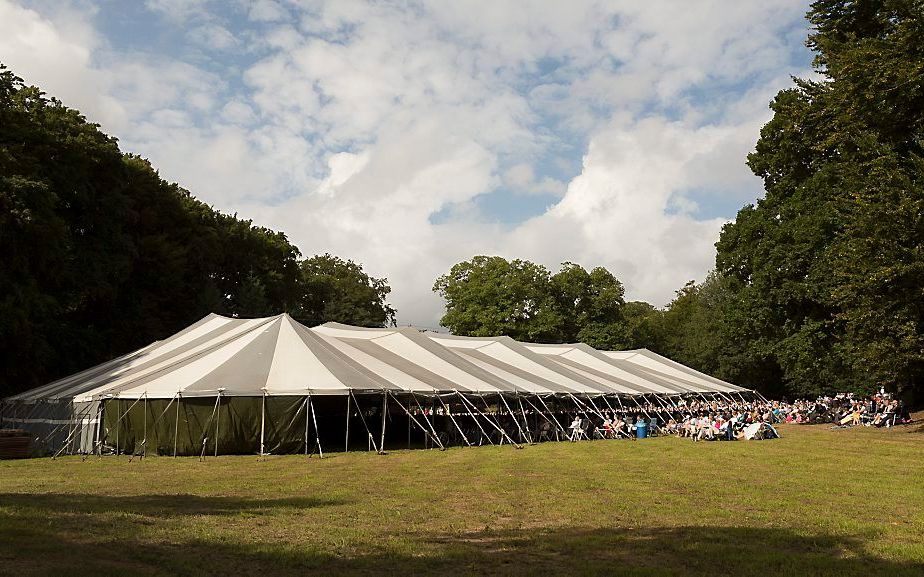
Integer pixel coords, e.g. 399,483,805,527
6,313,751,404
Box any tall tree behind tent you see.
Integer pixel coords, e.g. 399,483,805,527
714,0,924,402
433,256,629,345
294,253,397,327
0,65,301,397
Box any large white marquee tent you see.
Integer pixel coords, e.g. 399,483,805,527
1,313,755,457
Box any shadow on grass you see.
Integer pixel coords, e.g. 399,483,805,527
0,492,345,518
1,493,922,577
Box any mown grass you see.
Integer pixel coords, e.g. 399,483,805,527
1,420,923,576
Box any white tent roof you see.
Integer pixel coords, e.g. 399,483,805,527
7,314,750,403
601,349,747,393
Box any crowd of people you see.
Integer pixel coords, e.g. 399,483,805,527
561,396,782,442
555,391,913,444
781,392,912,428
406,391,914,447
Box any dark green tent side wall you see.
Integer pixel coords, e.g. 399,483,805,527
102,397,307,456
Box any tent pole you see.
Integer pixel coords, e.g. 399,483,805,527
522,396,560,437
174,393,181,458
115,396,120,457
500,394,527,445
259,390,267,458
455,391,493,445
515,395,534,444
436,393,470,447
585,395,607,421
143,394,147,459
466,393,521,448
629,395,653,420
51,401,96,459
400,394,445,450
477,394,514,445
344,394,351,452
415,393,446,450
378,391,387,455
535,395,567,439
200,394,222,461
350,391,378,453
213,392,220,458
304,396,310,457
308,393,323,459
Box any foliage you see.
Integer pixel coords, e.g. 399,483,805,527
295,254,396,327
0,65,394,397
433,256,631,344
714,0,924,401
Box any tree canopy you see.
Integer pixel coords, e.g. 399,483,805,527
0,65,394,397
433,256,628,346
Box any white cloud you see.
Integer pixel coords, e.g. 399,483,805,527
1,0,814,326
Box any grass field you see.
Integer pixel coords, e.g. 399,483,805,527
1,420,923,577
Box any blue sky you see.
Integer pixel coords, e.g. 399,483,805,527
1,0,814,325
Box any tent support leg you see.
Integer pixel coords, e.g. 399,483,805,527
437,394,470,447
378,391,387,455
303,396,309,457
308,393,323,459
350,391,379,453
535,395,567,440
213,392,220,458
522,396,560,439
174,393,181,457
516,395,533,444
500,394,527,445
400,394,444,450
259,391,266,458
344,394,351,452
463,393,521,448
200,394,222,461
455,392,492,445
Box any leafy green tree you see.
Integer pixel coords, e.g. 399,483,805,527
295,254,396,327
551,262,625,347
715,0,924,401
433,257,631,345
433,256,565,342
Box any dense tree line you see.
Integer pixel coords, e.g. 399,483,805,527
0,66,394,397
436,1,924,404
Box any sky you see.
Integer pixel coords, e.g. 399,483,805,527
1,0,814,327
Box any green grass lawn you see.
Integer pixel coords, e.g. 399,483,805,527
1,421,923,577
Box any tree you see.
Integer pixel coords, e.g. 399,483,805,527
295,254,396,327
714,0,924,401
433,256,631,345
433,256,564,341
